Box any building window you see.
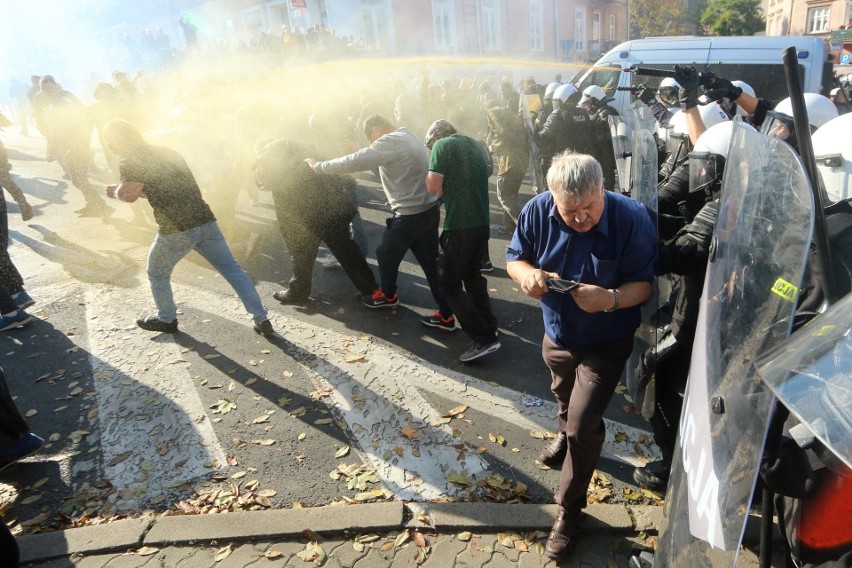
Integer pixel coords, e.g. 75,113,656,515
593,12,601,40
433,0,455,51
610,14,616,41
575,7,586,52
807,6,830,33
362,0,390,50
482,0,500,50
845,2,852,24
530,0,543,51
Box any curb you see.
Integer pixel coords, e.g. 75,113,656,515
17,502,649,564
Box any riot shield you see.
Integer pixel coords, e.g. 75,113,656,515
609,115,632,194
623,126,661,418
655,122,815,565
631,101,659,134
757,293,852,469
521,93,545,194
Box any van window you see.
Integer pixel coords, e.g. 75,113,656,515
575,65,621,97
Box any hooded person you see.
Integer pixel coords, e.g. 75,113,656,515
253,139,378,306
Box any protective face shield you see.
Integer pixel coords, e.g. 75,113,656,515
667,109,691,155
762,93,839,146
812,112,852,203
658,77,681,107
687,150,725,198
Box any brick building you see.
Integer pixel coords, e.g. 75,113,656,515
173,0,629,62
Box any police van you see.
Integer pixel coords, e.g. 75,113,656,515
573,35,833,115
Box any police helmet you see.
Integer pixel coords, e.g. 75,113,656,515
552,84,578,109
812,112,852,204
578,85,612,107
544,82,561,101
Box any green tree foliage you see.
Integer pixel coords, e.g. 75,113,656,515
700,0,765,36
631,0,686,38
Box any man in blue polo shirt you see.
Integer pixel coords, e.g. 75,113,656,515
506,152,655,561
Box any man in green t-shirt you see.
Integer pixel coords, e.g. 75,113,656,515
423,120,500,362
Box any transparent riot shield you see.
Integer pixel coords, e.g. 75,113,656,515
655,122,815,566
757,294,852,469
521,93,545,194
623,126,660,418
631,101,659,134
609,115,632,194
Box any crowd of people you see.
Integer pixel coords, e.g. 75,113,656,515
1,51,850,565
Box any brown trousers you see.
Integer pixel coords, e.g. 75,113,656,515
541,333,634,515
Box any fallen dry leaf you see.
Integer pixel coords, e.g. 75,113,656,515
214,544,232,561
137,546,159,556
442,405,468,418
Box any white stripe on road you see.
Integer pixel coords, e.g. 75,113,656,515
80,286,226,510
178,284,657,502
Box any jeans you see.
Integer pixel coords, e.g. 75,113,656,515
542,333,634,515
437,227,498,343
147,222,268,324
346,184,369,256
376,205,450,315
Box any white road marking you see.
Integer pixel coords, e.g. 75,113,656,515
79,286,226,510
178,284,657,502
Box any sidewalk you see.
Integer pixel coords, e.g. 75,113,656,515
18,502,660,567
17,501,780,567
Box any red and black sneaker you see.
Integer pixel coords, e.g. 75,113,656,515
421,311,457,332
361,289,399,309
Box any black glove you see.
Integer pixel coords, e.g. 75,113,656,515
677,200,718,256
674,65,701,110
702,74,743,102
660,200,719,274
638,86,657,106
673,65,700,90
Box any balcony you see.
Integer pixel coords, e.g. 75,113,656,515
830,28,852,41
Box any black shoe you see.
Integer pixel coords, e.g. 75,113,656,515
136,315,178,333
273,290,309,307
633,459,670,491
0,433,44,472
253,319,274,337
539,432,568,469
479,260,494,273
421,311,457,332
545,511,578,561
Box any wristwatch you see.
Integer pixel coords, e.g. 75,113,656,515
604,288,620,312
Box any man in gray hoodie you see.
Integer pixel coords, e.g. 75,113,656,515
306,115,451,314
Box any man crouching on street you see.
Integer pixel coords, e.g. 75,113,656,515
506,152,655,561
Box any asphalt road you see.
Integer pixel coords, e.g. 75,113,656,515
0,127,661,538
